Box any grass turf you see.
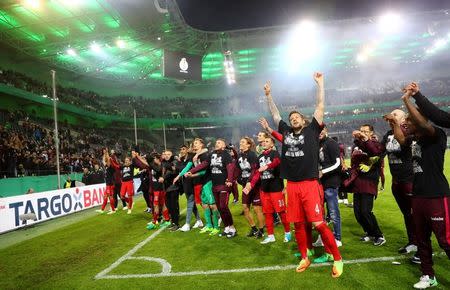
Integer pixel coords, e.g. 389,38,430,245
0,154,449,289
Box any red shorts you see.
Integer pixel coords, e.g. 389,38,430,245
153,191,166,206
242,185,262,206
194,184,202,205
120,180,134,198
105,185,114,197
286,179,324,223
261,191,286,214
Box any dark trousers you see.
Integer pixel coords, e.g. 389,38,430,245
143,189,152,209
213,190,233,227
113,183,127,208
166,190,180,226
353,192,383,238
412,196,450,277
392,180,415,244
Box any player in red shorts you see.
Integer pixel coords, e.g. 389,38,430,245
263,73,343,277
237,137,265,238
110,153,135,214
244,136,291,244
96,148,116,214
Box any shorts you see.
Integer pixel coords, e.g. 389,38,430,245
120,180,134,198
286,179,324,223
242,185,262,206
194,184,202,205
261,191,286,214
153,191,166,207
105,185,114,197
201,181,215,205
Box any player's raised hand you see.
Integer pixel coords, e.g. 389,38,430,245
258,117,270,130
263,81,271,96
383,113,397,125
313,72,324,86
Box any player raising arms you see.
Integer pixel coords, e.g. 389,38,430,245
96,148,116,214
243,136,291,244
263,73,343,277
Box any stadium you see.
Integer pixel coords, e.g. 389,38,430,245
0,0,449,289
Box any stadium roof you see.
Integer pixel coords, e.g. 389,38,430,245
0,0,449,86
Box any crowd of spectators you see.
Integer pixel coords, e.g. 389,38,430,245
0,109,153,178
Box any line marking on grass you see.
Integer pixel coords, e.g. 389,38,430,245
97,255,409,279
95,209,186,280
96,222,411,281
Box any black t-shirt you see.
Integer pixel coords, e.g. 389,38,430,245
151,167,164,191
412,127,450,197
210,150,232,186
278,118,321,181
319,137,341,189
238,150,258,185
258,150,284,193
381,130,414,183
105,166,115,185
121,165,134,182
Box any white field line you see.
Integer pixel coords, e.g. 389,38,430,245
95,212,411,280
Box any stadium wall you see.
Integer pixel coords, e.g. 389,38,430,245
0,173,83,198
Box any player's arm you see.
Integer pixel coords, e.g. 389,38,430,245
402,89,435,137
259,117,283,143
188,159,210,175
410,82,450,128
313,72,325,125
264,82,282,126
321,143,341,176
383,114,407,145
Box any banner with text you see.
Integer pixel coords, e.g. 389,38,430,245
0,184,107,234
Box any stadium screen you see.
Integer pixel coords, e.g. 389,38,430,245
162,50,202,81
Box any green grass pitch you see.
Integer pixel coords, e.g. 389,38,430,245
1,154,450,289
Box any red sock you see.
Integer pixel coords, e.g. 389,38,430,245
265,213,274,235
306,222,313,249
128,196,133,209
101,196,108,210
153,211,159,223
162,208,170,221
109,196,116,211
294,222,308,259
279,212,290,233
316,223,341,261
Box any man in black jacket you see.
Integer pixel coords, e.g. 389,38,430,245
314,126,343,252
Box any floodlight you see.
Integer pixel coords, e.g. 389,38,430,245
378,12,403,34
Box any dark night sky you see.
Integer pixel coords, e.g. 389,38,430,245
175,0,450,31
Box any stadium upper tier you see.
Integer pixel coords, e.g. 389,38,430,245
1,68,449,129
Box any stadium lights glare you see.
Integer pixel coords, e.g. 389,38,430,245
357,53,368,63
24,0,40,9
285,19,319,73
434,38,447,49
116,39,126,49
66,48,77,56
378,12,403,34
90,42,101,53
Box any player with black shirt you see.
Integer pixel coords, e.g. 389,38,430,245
264,73,343,277
382,109,417,255
244,136,291,244
173,145,203,231
96,149,116,214
400,84,450,289
183,138,221,235
312,126,343,262
189,139,237,238
110,154,135,214
237,137,265,238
